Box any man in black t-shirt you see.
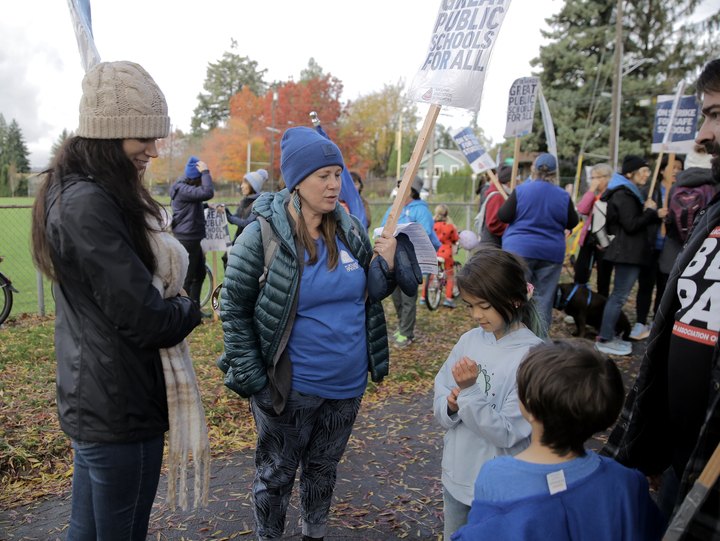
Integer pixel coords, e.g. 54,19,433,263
602,58,720,539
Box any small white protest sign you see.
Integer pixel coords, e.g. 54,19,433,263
504,76,539,138
202,208,232,253
407,0,514,112
373,222,439,275
450,126,497,174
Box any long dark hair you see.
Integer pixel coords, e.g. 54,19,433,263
293,188,339,270
32,137,163,282
456,246,544,337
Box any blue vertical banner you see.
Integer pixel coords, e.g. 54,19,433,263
66,0,101,72
538,87,558,168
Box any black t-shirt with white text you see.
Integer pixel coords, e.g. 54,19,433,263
668,226,720,476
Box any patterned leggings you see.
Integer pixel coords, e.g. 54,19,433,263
250,387,362,541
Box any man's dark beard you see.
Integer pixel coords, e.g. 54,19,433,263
705,140,720,182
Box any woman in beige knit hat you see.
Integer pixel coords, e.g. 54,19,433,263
31,61,204,540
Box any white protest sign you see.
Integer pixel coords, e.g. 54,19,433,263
504,76,539,138
407,0,513,112
450,126,497,173
201,209,232,253
373,222,439,275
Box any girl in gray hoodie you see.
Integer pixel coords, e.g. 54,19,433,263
434,247,544,540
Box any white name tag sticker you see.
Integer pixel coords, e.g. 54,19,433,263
547,470,567,495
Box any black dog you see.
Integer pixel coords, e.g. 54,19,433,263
554,283,631,340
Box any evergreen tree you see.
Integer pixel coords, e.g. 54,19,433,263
300,58,324,83
49,128,75,165
526,0,719,163
191,40,267,135
0,119,30,173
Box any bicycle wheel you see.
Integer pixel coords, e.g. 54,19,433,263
200,263,214,316
0,276,13,325
425,273,443,311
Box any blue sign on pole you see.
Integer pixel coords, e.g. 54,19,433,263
651,95,700,153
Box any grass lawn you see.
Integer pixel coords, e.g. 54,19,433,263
0,195,477,319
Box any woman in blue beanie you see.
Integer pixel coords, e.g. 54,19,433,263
219,127,399,541
169,156,215,308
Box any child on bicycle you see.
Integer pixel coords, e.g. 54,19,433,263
424,204,459,308
434,247,544,540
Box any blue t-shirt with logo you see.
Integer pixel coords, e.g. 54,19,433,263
287,235,368,399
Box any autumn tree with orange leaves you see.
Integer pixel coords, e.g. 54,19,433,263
230,66,365,180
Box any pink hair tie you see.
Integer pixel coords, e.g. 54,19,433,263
526,282,535,300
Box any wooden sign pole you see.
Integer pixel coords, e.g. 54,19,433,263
383,105,441,235
510,136,521,192
660,152,675,236
647,148,665,201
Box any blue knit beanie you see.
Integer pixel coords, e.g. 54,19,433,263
280,127,344,192
244,169,268,194
185,156,201,179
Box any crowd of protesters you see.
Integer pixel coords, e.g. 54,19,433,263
26,56,720,541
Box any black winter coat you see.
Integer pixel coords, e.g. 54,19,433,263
601,183,658,266
46,176,200,443
602,191,720,534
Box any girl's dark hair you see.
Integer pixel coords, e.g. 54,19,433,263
456,246,544,337
517,340,625,457
293,189,339,270
32,136,163,282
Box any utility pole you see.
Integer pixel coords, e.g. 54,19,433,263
608,0,623,172
270,91,278,188
427,128,435,196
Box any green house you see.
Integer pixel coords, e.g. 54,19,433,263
402,149,468,191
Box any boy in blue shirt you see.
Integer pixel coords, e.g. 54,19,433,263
454,341,665,541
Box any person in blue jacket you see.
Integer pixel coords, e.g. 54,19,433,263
497,154,579,335
381,175,441,347
455,341,665,541
169,156,215,308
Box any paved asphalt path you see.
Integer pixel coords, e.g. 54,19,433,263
0,341,646,541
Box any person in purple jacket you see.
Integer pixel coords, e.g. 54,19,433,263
170,156,215,308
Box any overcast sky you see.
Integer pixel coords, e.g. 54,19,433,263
3,0,713,170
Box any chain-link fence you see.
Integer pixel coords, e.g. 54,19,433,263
1,200,478,319
1,204,54,318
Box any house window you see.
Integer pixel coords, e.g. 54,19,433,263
434,165,444,177
450,165,459,174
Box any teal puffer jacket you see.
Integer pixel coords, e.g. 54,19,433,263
218,189,389,400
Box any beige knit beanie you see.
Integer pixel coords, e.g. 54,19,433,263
77,61,170,139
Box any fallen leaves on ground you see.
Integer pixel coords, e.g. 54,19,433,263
1,278,646,518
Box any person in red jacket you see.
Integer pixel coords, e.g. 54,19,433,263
479,163,512,247
426,204,460,308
